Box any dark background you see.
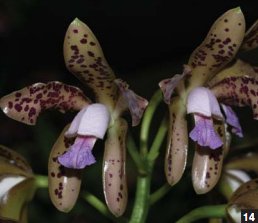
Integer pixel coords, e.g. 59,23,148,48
1,1,258,222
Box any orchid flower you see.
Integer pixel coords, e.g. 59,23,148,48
159,7,258,194
0,18,148,216
0,145,36,223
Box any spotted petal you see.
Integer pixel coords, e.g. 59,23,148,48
103,118,128,217
241,20,258,51
192,121,226,194
211,76,258,119
114,79,148,126
208,59,258,87
48,125,82,212
221,104,243,137
188,7,245,88
64,18,117,109
0,81,89,125
165,97,188,186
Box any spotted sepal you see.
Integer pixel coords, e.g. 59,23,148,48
241,20,258,51
211,76,258,119
48,125,82,212
188,7,245,88
114,79,148,126
165,97,188,186
191,120,226,194
103,118,128,217
64,18,118,109
0,81,89,125
208,59,258,87
159,65,191,104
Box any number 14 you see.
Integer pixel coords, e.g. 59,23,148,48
243,213,256,222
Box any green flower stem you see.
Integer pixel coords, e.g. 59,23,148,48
129,91,165,223
176,204,227,223
149,183,171,205
140,90,162,156
127,132,148,175
148,118,168,163
129,176,151,223
82,191,128,223
35,175,48,188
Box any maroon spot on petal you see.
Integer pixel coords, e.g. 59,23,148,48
73,29,78,33
89,41,96,46
36,93,43,99
87,51,95,57
14,104,22,112
15,92,22,97
57,173,62,178
76,58,84,64
51,172,55,177
109,173,113,178
80,38,87,44
24,105,29,112
8,101,13,109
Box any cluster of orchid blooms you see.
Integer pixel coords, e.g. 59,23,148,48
1,7,258,223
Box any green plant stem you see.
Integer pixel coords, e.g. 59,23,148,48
127,132,147,175
140,90,162,156
35,175,48,188
129,176,151,223
148,118,168,163
176,204,227,223
149,183,171,205
82,191,126,222
129,91,165,223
